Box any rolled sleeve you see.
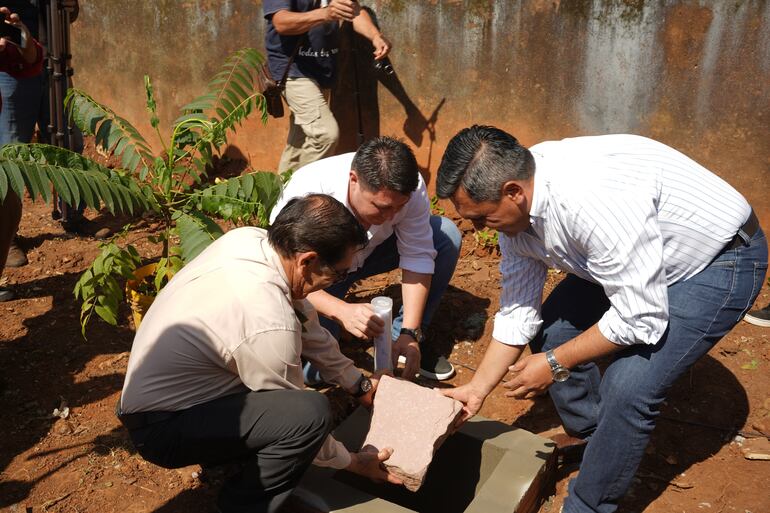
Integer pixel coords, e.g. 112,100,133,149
296,299,361,391
395,180,437,274
492,235,548,346
313,435,352,469
576,193,669,346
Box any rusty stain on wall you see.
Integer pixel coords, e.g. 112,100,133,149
70,1,769,221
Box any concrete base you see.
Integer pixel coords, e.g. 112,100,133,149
291,407,556,513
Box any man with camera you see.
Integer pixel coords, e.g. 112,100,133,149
263,0,392,173
270,136,462,382
118,194,403,513
0,6,43,303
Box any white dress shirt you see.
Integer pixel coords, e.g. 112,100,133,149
120,227,362,469
269,153,437,274
494,134,751,347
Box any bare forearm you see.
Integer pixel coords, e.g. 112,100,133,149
307,289,347,320
272,9,329,35
552,324,623,368
351,8,380,41
472,339,525,396
400,270,430,329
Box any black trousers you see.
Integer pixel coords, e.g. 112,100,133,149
124,389,332,513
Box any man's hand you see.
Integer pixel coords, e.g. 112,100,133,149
326,0,361,22
356,369,391,409
338,302,384,339
371,33,392,60
502,353,553,399
441,382,486,427
392,334,420,380
347,448,403,485
0,7,34,62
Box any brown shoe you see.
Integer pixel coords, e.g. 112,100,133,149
6,238,28,267
62,218,112,240
550,433,588,465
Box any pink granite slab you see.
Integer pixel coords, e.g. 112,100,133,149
361,375,463,491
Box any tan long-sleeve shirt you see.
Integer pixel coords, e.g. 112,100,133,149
120,227,361,469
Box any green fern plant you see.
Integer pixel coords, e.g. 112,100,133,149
0,48,287,335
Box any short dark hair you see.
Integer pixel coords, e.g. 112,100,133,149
351,136,419,195
268,194,368,266
436,125,535,202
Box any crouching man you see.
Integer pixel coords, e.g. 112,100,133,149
117,194,402,513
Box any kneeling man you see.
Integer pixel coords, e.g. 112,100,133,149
271,136,462,381
118,194,402,513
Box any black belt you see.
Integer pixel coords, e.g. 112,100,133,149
115,398,179,431
725,209,760,251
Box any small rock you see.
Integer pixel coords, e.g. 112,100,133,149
740,437,770,460
665,454,678,465
698,502,712,509
733,435,746,445
55,420,74,435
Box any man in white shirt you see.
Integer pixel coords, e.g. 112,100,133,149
118,194,403,513
436,126,767,513
270,136,462,381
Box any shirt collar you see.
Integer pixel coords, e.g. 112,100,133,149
528,150,548,223
262,235,291,293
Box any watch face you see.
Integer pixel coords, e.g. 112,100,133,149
360,378,373,393
553,368,570,382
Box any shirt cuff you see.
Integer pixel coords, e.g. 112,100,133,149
337,366,363,393
312,436,352,469
398,256,435,275
492,311,541,346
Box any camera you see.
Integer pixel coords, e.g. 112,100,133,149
374,57,394,75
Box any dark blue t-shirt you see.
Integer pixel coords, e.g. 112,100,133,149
263,0,339,89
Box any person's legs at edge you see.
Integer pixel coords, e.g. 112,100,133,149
541,231,767,513
278,78,338,173
0,72,45,267
306,215,461,381
127,389,332,513
0,192,23,301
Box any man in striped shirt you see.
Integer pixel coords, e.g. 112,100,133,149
436,126,767,513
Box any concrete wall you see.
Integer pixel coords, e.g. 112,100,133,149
71,0,769,219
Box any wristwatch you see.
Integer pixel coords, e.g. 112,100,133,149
399,327,424,344
545,350,570,382
352,374,373,398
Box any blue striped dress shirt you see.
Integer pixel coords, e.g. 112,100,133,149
493,134,751,347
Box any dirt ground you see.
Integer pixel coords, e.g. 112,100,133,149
1,151,769,513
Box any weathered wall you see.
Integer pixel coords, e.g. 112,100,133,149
71,0,769,219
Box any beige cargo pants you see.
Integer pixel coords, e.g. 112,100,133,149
277,78,339,173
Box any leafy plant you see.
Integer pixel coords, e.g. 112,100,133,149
0,48,287,335
430,195,446,216
474,227,499,249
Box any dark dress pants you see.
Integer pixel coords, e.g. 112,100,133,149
125,389,333,513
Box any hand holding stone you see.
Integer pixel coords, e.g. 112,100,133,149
348,447,403,485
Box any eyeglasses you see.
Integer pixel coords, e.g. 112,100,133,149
324,264,351,284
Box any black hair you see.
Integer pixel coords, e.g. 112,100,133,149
436,125,534,202
351,136,419,195
268,194,368,265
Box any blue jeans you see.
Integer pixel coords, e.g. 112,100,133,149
530,228,768,513
304,215,462,381
0,72,84,219
0,72,45,145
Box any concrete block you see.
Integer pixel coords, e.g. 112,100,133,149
291,406,556,513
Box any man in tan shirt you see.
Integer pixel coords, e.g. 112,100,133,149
118,194,402,513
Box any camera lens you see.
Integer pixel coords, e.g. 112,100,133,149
374,58,394,75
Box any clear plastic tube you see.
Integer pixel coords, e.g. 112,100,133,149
371,296,393,372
